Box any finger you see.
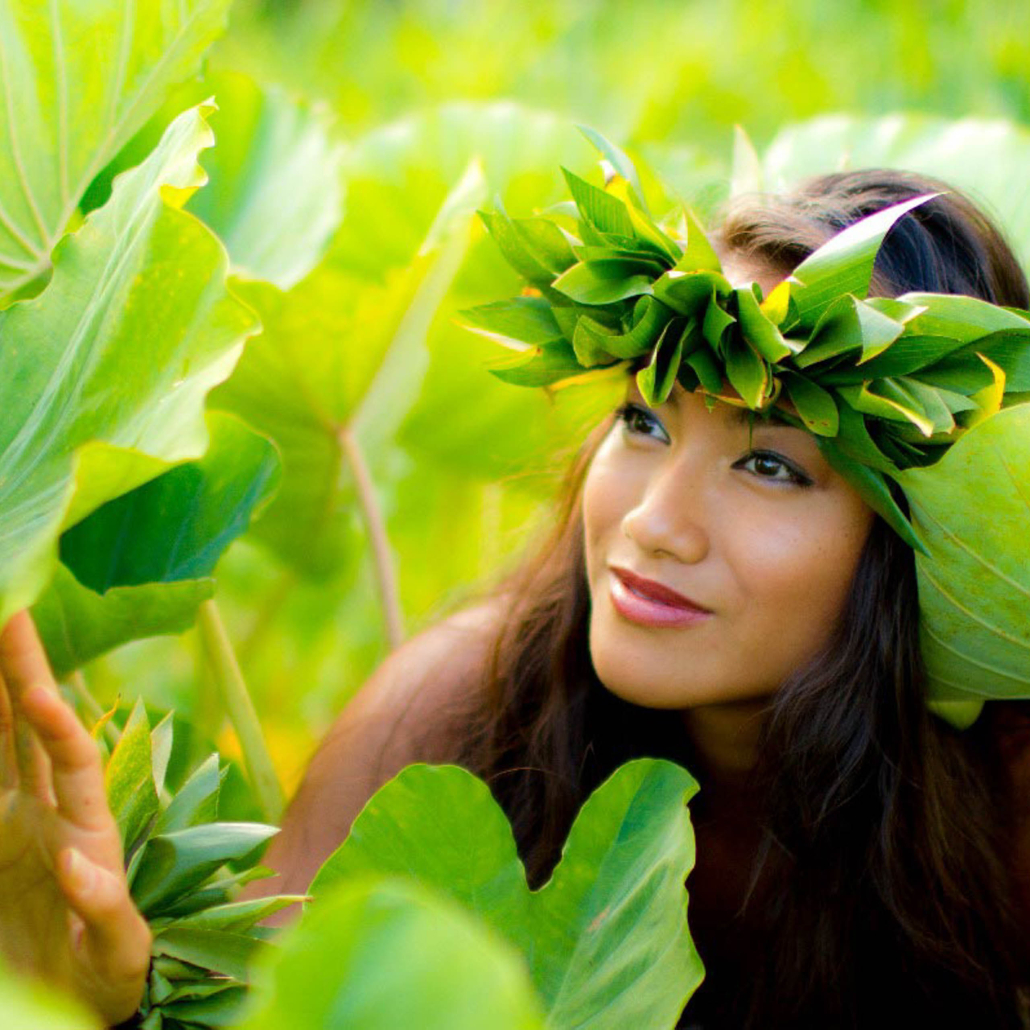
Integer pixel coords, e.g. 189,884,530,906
58,848,152,992
13,700,52,801
1,611,57,800
0,670,17,788
23,685,111,834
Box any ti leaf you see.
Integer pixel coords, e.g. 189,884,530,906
131,822,279,917
0,0,232,294
102,708,298,1029
788,193,936,330
0,102,258,626
311,760,703,1030
241,877,546,1030
105,698,159,853
899,406,1030,705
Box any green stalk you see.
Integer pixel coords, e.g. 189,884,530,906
67,668,120,748
342,176,481,651
197,599,284,823
339,427,405,651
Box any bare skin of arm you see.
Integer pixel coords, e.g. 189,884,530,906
253,603,498,903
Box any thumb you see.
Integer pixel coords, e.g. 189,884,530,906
58,848,152,999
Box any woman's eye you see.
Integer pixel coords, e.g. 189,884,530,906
615,403,670,443
735,450,812,487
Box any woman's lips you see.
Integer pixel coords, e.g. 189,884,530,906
608,567,712,628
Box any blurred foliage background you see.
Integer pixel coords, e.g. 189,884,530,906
81,0,1030,799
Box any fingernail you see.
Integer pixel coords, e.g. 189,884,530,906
62,848,94,893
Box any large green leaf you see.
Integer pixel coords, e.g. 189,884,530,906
32,413,279,675
210,153,486,578
899,405,1030,704
0,957,99,1030
241,877,545,1030
762,115,1030,268
82,69,347,292
0,103,258,625
59,413,280,591
186,71,346,289
209,262,434,578
311,760,703,1029
32,566,213,680
0,0,232,294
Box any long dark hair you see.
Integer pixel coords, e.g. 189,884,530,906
456,170,1030,1028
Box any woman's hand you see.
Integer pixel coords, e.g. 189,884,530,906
0,611,151,1025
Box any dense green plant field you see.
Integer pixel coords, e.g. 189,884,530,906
2,1,1030,1025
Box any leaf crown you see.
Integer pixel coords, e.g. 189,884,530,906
460,133,1030,552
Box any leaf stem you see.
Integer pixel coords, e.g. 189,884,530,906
339,427,405,651
67,669,120,747
197,599,284,823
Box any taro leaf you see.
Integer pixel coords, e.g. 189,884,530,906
32,414,279,675
58,413,280,590
311,760,702,1030
762,115,1030,268
326,101,593,281
332,101,619,485
105,698,159,852
0,957,99,1030
208,263,431,579
240,877,545,1030
83,69,347,291
210,163,485,578
32,566,213,680
898,405,1030,703
0,103,258,626
0,0,232,294
186,71,346,289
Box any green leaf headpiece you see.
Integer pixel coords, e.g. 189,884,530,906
461,133,1030,728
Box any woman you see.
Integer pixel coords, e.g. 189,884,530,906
1,169,1028,1028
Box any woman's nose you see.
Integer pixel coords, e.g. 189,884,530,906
620,460,710,564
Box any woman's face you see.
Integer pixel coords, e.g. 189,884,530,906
582,381,876,711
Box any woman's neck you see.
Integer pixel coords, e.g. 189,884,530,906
680,698,769,808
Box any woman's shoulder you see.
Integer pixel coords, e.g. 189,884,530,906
340,600,501,761
262,601,502,894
